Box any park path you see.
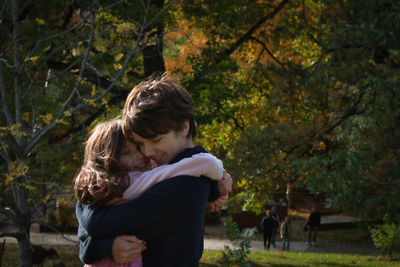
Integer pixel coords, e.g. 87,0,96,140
0,230,382,256
0,214,388,255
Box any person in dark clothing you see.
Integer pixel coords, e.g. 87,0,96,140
75,75,232,266
305,205,321,246
270,205,280,247
261,210,275,250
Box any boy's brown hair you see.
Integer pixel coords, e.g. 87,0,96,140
122,74,197,140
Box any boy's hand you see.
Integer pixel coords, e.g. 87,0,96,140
218,170,232,196
112,235,146,264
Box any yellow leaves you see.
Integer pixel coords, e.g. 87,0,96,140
91,85,96,96
60,164,68,172
113,63,122,70
1,123,29,137
55,119,68,125
85,98,97,107
237,179,248,188
319,141,326,150
23,112,30,121
101,97,108,105
39,113,53,124
97,45,107,53
43,194,52,205
122,74,129,84
116,22,135,33
63,109,72,117
114,53,124,61
36,18,45,25
25,56,40,62
5,161,29,185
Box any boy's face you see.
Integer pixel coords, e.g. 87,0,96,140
132,127,189,166
119,140,148,171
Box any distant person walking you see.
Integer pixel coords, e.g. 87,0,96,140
261,210,274,250
305,205,321,246
280,216,290,251
270,205,280,247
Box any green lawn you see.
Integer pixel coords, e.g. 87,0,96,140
2,244,399,266
200,250,400,267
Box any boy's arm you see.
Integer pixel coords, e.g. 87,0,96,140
76,186,172,237
77,219,115,263
78,176,209,237
123,153,223,200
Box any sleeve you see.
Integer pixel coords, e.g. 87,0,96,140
77,191,172,237
208,179,220,202
76,203,115,263
260,217,264,230
306,214,311,226
123,153,223,200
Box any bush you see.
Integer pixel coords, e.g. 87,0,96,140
219,219,256,267
370,222,400,257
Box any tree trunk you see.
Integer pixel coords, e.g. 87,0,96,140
17,224,32,267
142,0,165,78
286,182,294,209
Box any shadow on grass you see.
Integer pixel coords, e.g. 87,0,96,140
256,263,359,267
199,263,219,267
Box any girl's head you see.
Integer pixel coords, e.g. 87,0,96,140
74,119,148,205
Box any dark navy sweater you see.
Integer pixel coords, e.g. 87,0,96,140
76,146,220,267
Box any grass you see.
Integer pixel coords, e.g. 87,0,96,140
2,244,399,267
199,250,400,267
2,244,81,267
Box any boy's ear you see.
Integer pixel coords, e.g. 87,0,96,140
181,120,190,137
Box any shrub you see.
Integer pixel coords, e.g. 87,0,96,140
219,219,256,267
370,222,400,257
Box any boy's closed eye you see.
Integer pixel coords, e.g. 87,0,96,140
152,137,162,143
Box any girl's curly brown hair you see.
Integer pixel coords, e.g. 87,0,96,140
74,119,130,205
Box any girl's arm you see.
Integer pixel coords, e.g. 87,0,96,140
123,152,223,200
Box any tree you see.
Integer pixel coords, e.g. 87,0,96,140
167,0,400,219
0,0,168,266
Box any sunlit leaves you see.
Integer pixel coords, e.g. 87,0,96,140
5,162,29,185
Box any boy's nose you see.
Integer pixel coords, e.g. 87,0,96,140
143,145,156,157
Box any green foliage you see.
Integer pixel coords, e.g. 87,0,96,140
370,222,400,257
185,0,400,221
220,219,256,267
56,197,78,230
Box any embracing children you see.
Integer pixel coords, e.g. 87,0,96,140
74,75,232,266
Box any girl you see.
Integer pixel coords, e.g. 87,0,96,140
74,119,224,266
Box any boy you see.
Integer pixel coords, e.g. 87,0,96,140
76,75,232,266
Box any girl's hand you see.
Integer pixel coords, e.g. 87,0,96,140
210,194,228,212
112,235,146,264
218,170,232,196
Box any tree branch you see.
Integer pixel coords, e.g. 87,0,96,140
249,36,286,70
0,63,14,126
12,0,22,125
216,0,289,63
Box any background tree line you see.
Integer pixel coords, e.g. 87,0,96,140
0,0,399,266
